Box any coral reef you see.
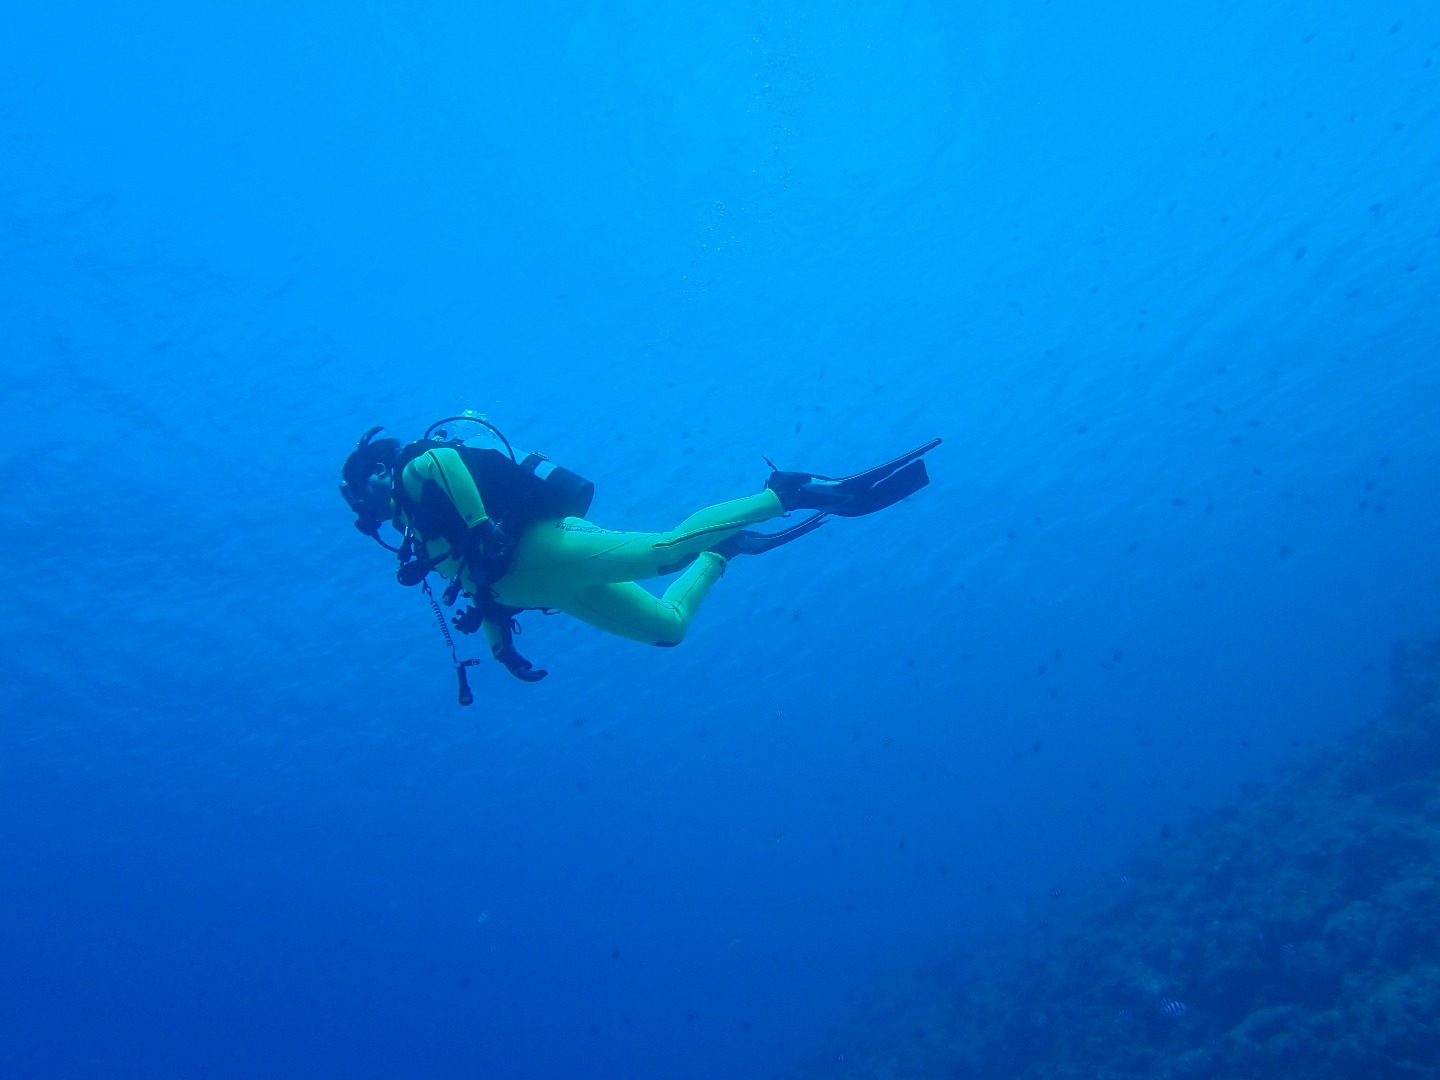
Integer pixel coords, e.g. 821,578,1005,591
783,636,1440,1080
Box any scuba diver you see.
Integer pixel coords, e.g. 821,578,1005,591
339,415,940,704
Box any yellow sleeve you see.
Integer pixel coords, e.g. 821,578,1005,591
401,447,489,527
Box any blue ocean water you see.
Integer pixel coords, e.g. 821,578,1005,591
2,1,1437,1077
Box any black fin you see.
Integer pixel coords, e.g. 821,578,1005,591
811,437,941,486
769,438,940,516
824,459,931,518
712,512,830,559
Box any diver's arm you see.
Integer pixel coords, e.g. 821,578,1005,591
482,617,547,682
451,610,542,681
481,619,507,655
403,447,490,525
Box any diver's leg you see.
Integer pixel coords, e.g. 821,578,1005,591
559,553,727,646
492,490,782,608
649,490,786,561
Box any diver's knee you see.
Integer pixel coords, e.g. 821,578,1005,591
651,606,689,647
652,623,687,647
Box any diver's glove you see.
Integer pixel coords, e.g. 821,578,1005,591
493,641,548,682
467,519,516,584
451,606,484,635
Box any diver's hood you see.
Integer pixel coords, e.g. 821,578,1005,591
339,425,402,537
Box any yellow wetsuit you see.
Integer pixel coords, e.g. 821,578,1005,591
399,447,785,648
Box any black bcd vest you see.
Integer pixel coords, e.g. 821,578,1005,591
393,440,592,561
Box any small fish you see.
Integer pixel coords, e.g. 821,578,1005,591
1161,999,1188,1018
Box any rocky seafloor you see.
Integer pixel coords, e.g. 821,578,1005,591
782,635,1440,1080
